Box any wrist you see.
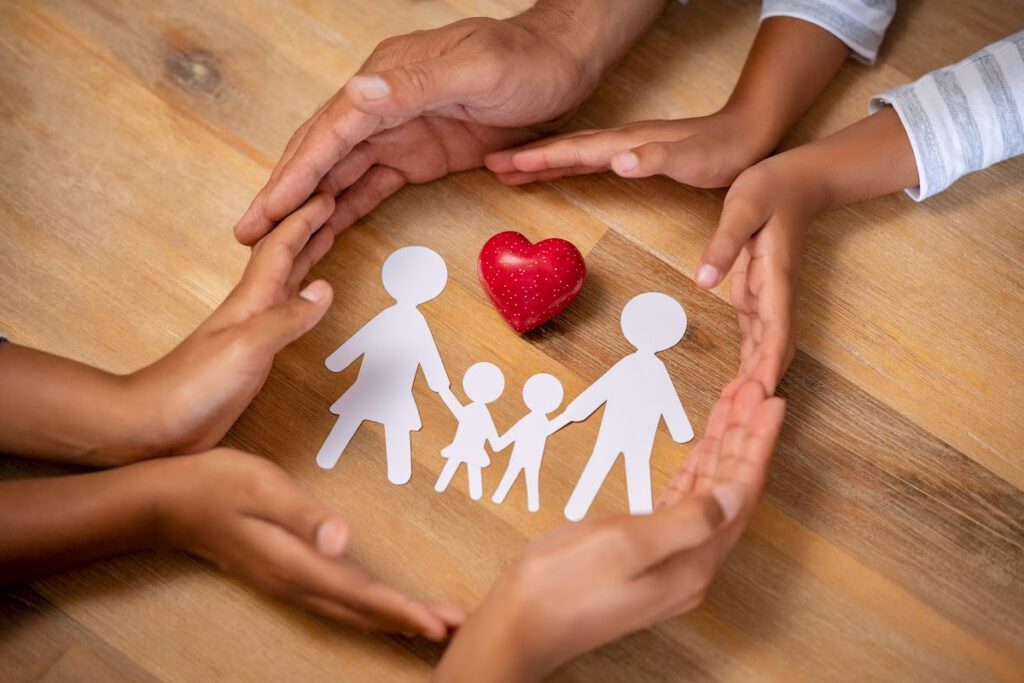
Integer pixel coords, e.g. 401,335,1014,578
436,580,554,682
712,103,783,163
511,0,667,94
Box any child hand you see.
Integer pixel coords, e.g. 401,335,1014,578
156,448,463,640
484,108,774,189
435,383,785,681
125,194,338,458
693,156,822,395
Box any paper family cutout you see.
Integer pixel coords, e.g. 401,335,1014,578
317,246,694,520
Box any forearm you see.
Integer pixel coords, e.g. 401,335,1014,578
514,0,668,90
723,17,850,154
435,598,545,683
0,344,154,466
776,107,918,212
0,459,166,585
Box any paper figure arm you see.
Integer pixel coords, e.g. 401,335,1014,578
658,371,694,444
556,364,617,424
485,414,503,451
546,411,573,435
492,419,524,452
325,318,375,372
417,324,451,393
439,387,464,418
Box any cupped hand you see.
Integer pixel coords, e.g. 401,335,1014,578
693,157,825,395
484,107,776,188
154,448,463,638
435,382,785,682
126,194,337,456
235,12,601,244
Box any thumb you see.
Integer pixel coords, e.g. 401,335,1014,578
345,55,491,119
611,138,720,188
694,188,771,289
243,280,334,355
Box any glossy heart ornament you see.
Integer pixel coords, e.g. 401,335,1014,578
478,231,586,333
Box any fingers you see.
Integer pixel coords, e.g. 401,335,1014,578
259,99,381,241
300,556,450,641
284,226,335,295
695,190,771,290
611,138,718,188
751,264,796,394
242,470,350,557
235,105,328,246
737,397,787,489
494,165,605,186
325,165,406,234
242,520,446,639
240,280,334,355
345,54,492,119
244,193,336,285
316,142,377,196
622,494,733,574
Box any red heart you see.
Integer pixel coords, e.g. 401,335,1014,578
478,231,586,333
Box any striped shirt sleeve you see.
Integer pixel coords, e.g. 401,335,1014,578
870,31,1024,201
760,0,896,64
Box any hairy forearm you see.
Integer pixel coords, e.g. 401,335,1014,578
0,460,165,585
0,344,154,466
516,0,668,88
724,17,851,153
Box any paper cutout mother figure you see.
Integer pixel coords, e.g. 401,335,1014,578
316,246,451,485
557,292,694,521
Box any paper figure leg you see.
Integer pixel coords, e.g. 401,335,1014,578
564,442,621,522
623,451,654,515
435,459,460,493
491,465,521,505
316,414,362,469
384,427,413,485
467,466,483,501
524,466,540,513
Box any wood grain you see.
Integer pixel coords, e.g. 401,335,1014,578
2,0,1022,681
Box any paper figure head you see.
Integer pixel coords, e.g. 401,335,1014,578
523,373,563,414
382,246,448,305
621,292,687,353
463,362,505,404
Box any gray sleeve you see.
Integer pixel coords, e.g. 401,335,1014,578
760,0,897,64
869,31,1024,200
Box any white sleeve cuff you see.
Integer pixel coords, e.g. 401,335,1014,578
760,0,896,64
870,31,1024,201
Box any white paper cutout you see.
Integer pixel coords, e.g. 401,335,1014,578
556,292,694,521
316,246,451,485
490,373,564,512
435,362,505,500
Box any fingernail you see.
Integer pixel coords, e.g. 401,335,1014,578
711,483,746,522
300,282,323,302
351,75,390,101
613,151,638,174
315,519,348,556
695,264,720,289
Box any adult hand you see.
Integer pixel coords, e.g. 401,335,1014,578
155,448,463,639
234,0,669,244
435,382,785,682
484,107,775,188
127,194,338,457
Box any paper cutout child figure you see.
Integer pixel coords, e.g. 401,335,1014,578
490,373,565,512
435,362,505,500
316,246,451,485
557,292,694,521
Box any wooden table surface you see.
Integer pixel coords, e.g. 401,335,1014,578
2,0,1022,681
